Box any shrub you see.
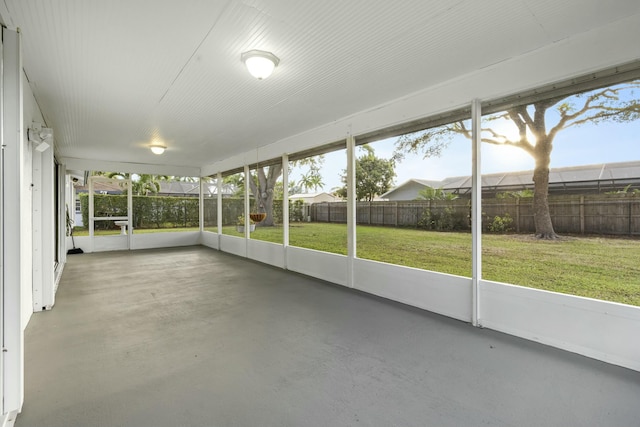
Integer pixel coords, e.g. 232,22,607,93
290,200,305,222
488,213,514,233
80,193,200,229
418,206,466,231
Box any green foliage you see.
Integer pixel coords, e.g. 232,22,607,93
415,186,458,201
97,172,170,196
216,222,640,306
393,80,640,238
221,198,244,226
496,189,534,199
236,214,255,225
488,213,514,233
605,184,640,196
79,193,199,230
418,206,467,231
223,173,245,197
394,122,462,159
289,199,305,222
336,145,396,201
271,200,284,224
294,156,325,192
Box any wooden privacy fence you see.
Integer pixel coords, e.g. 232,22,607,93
310,194,640,236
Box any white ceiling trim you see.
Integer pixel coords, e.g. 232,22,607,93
61,157,201,177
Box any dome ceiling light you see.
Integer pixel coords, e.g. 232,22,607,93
150,144,166,155
241,50,280,80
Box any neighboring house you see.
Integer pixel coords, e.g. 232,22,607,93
289,192,337,204
380,179,443,201
158,181,200,197
382,161,640,201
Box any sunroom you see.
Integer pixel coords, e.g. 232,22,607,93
1,1,639,426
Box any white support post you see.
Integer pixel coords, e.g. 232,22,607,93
2,26,25,415
471,98,482,327
58,164,67,267
88,176,94,253
216,172,222,239
127,177,132,250
66,172,75,258
244,165,250,245
32,144,55,311
199,176,204,233
282,154,289,268
41,148,55,309
346,135,356,288
32,149,44,312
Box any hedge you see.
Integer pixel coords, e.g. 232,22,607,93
80,194,307,230
79,193,199,230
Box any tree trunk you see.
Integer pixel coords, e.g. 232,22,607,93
249,165,282,227
260,193,275,226
532,146,558,239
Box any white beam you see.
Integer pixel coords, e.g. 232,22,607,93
60,157,200,177
2,26,25,414
41,148,55,309
32,149,44,312
282,154,289,268
244,165,250,243
346,135,356,288
471,99,482,327
216,172,222,238
199,178,204,233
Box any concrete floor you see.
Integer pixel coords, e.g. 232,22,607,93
17,246,640,427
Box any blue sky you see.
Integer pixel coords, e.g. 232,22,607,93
290,110,640,192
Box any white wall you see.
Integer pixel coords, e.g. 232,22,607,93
2,25,25,417
247,239,285,269
72,232,201,254
199,231,219,250
354,259,472,322
480,280,640,372
287,247,348,287
25,72,53,314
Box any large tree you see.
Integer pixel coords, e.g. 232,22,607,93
336,145,396,201
396,81,640,239
239,156,324,227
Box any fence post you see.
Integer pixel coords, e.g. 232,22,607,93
395,202,398,227
515,198,520,233
629,199,633,236
580,196,585,234
369,201,372,225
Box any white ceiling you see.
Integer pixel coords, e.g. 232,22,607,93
2,0,640,171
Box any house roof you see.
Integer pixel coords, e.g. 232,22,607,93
289,192,335,199
383,161,640,198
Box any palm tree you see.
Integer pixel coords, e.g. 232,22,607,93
103,172,169,195
416,186,458,201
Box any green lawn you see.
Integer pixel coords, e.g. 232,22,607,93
78,223,640,306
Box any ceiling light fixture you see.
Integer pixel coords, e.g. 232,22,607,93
241,49,280,80
150,144,166,155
